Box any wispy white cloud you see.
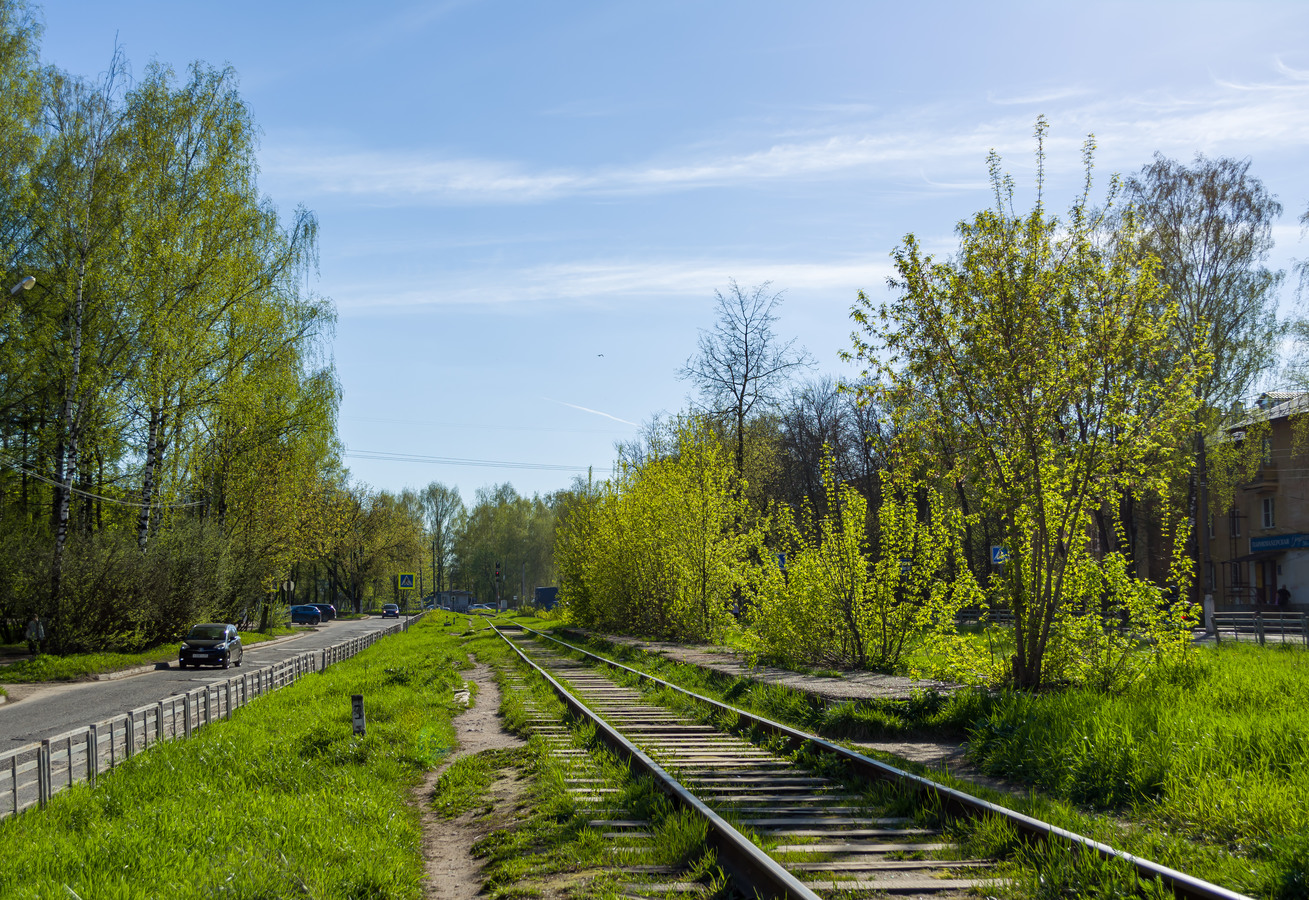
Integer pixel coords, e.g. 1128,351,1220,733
355,0,479,52
918,169,991,191
333,257,898,311
265,67,1309,207
543,398,640,427
1274,57,1309,81
262,125,1013,205
986,86,1092,106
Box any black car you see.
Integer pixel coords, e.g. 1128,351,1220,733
381,603,400,618
309,602,337,621
179,623,243,669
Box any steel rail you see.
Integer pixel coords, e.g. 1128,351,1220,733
516,625,1251,900
493,625,822,900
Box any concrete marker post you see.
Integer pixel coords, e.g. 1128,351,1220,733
183,693,193,737
351,695,366,736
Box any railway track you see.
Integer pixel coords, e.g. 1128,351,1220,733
492,623,1252,900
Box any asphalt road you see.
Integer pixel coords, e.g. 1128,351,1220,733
0,615,408,749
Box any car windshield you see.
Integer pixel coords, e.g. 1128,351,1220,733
187,625,226,640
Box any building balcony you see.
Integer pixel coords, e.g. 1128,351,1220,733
1242,462,1278,494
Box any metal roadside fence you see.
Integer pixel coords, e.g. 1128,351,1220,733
0,613,426,821
1211,610,1309,647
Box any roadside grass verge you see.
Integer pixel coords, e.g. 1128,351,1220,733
0,617,466,899
0,627,297,683
539,628,1296,899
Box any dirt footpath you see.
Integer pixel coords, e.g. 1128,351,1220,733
579,631,960,701
414,662,526,900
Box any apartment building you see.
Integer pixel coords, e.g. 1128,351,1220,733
1207,392,1309,612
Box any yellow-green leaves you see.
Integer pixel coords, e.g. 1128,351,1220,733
850,120,1207,688
556,416,757,641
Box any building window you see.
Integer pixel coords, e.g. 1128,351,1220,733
1262,497,1275,529
1230,508,1241,537
1207,514,1215,539
1262,436,1273,466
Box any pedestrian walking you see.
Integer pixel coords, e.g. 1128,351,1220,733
24,614,45,655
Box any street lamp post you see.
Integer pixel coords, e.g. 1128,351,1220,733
9,275,35,296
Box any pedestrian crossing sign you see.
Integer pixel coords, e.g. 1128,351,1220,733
398,573,415,590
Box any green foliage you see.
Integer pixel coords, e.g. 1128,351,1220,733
453,483,554,606
0,31,344,651
847,118,1205,688
557,416,759,641
751,456,974,670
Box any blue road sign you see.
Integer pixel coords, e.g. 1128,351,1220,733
398,572,415,590
990,545,1009,565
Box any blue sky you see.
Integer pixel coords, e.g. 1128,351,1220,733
41,1,1309,504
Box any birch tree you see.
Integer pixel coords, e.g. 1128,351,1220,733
32,54,129,624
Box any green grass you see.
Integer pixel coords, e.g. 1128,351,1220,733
0,628,296,683
966,642,1309,900
0,617,468,899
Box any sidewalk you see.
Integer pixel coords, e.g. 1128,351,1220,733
566,630,961,703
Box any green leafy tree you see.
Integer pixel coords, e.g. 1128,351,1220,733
751,455,969,670
420,481,465,597
848,119,1205,688
30,53,131,641
1123,154,1285,599
557,417,758,640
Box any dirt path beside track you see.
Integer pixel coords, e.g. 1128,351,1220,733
415,662,526,900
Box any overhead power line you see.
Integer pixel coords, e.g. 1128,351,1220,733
0,452,205,508
345,448,590,473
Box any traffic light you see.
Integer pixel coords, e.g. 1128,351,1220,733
495,561,501,580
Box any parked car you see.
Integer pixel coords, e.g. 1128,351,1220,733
178,623,243,669
309,602,337,621
381,603,400,618
290,604,322,625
